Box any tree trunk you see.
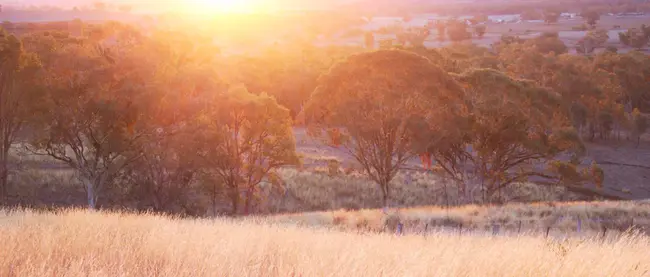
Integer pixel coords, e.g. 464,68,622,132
380,182,390,208
152,191,163,212
212,182,218,216
83,174,102,210
229,189,239,216
86,180,97,209
244,187,255,216
0,160,7,205
0,146,8,205
244,194,251,216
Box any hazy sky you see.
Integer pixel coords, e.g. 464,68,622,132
0,0,360,11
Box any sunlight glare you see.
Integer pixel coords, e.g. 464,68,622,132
186,0,263,14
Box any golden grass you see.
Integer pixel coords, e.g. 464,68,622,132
272,200,650,236
1,209,649,277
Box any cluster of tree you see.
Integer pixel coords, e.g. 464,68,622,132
576,29,609,55
302,49,600,205
619,24,650,49
493,32,568,55
302,34,649,205
543,9,562,24
581,9,602,28
372,18,487,49
394,0,650,18
1,21,648,215
433,19,487,42
0,24,301,215
521,8,601,27
395,27,431,47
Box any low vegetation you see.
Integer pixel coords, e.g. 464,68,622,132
0,209,648,277
5,166,581,214
273,200,650,237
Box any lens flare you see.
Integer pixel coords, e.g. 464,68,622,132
186,0,261,14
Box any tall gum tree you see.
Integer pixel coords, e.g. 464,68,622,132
200,85,299,215
302,50,466,207
0,29,41,203
29,41,147,209
419,69,593,203
117,30,224,214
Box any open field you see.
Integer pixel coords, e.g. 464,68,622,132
0,209,649,277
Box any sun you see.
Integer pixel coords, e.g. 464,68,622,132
186,0,260,14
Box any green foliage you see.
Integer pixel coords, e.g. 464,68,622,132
548,161,584,186
582,10,601,27
526,32,568,54
396,27,430,47
576,29,609,55
618,27,649,49
543,10,561,24
303,50,465,206
222,44,361,120
27,42,150,209
419,69,584,202
474,25,487,39
200,85,299,214
446,20,471,42
593,51,650,112
0,29,43,202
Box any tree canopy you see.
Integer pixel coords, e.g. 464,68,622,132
303,50,465,206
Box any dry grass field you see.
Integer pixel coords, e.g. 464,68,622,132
272,200,650,237
0,209,649,277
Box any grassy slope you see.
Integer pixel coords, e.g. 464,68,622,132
0,209,649,277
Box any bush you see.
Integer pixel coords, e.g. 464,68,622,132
573,24,589,31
